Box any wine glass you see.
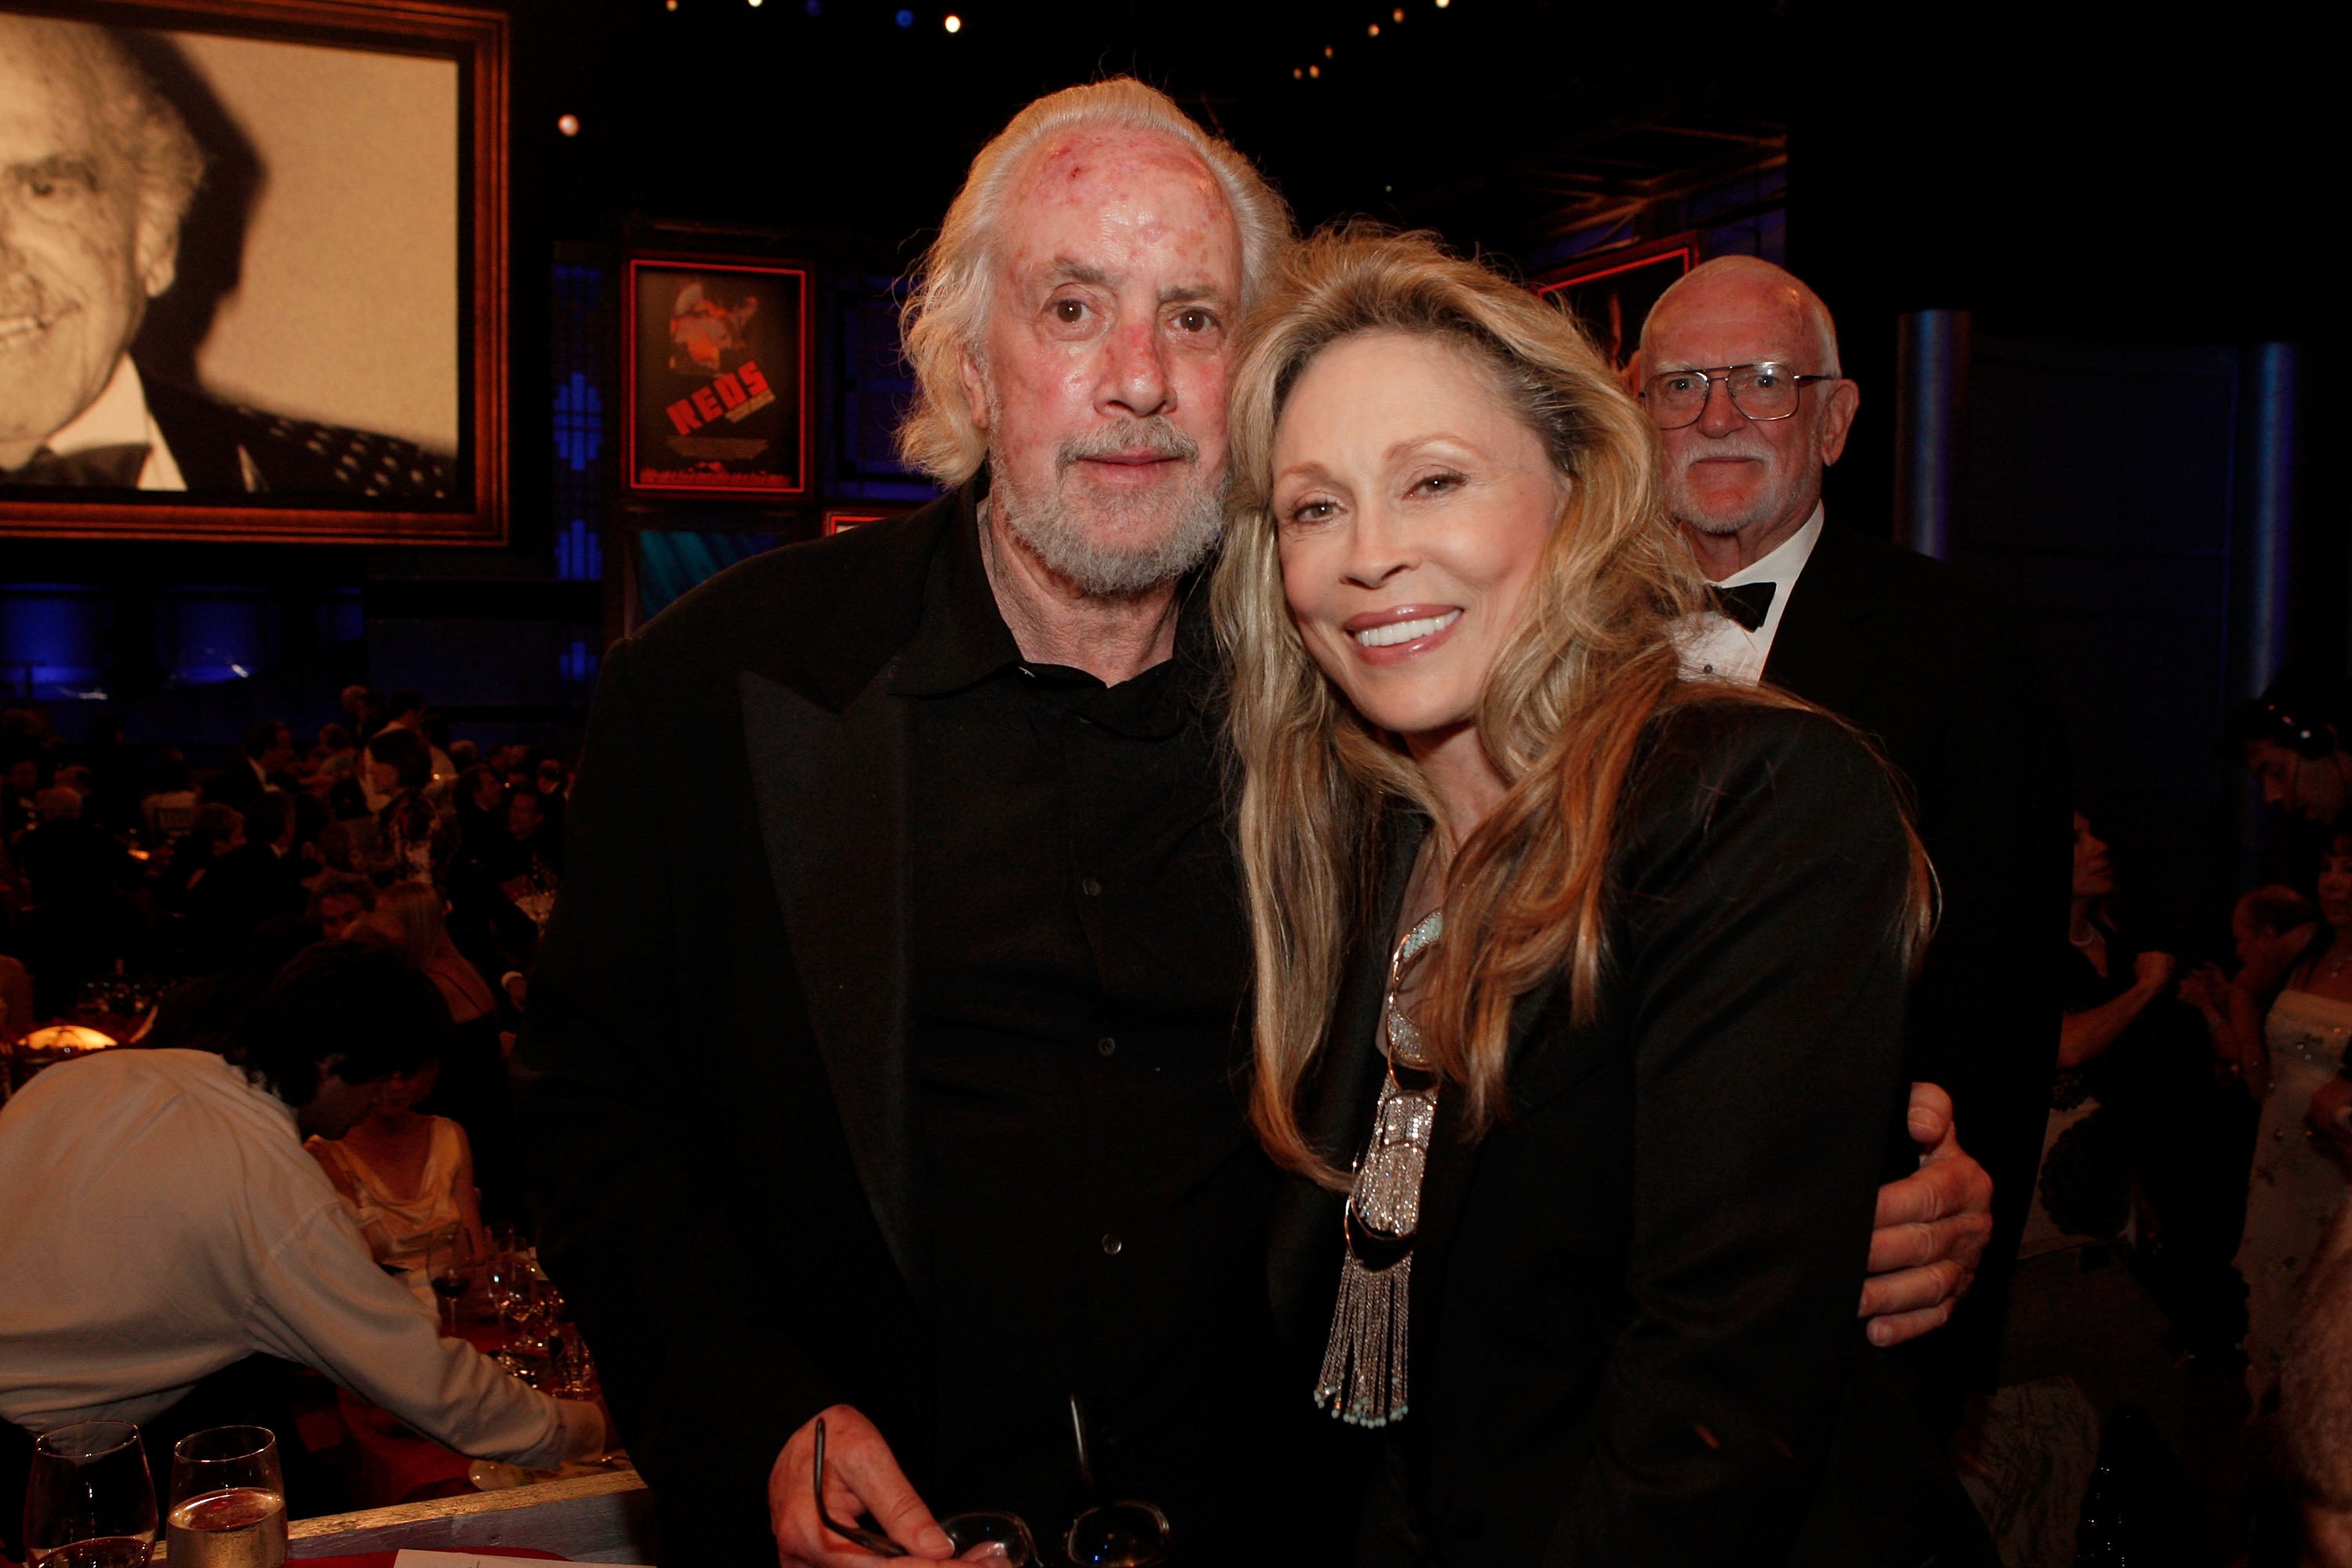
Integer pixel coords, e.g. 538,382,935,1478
166,1426,286,1568
426,1225,477,1334
23,1419,158,1568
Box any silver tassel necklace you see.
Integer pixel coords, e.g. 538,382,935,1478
1315,908,1443,1428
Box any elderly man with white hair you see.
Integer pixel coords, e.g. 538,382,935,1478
519,87,1994,1568
0,15,448,494
1641,256,2074,1412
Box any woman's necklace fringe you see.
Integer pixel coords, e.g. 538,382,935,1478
1315,909,1442,1428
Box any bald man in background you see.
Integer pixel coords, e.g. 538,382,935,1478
1639,258,2073,1410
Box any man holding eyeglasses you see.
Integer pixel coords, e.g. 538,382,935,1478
1639,256,2074,1410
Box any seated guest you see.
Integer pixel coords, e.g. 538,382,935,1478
1218,229,1990,1562
366,881,519,1221
362,727,445,887
188,789,308,971
2241,835,2352,1405
451,764,508,873
201,721,297,812
307,871,376,942
482,786,561,887
307,1053,491,1309
313,723,358,779
15,785,140,1012
0,942,604,1547
158,801,242,913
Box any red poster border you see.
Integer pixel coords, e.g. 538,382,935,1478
621,255,812,500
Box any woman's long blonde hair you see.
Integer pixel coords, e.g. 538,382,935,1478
1214,227,1917,1187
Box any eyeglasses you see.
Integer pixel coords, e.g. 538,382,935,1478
1639,361,1840,430
812,1399,1172,1566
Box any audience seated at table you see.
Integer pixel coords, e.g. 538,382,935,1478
0,942,605,1557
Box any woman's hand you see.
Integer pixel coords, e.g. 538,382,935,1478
1858,1083,1993,1347
2177,962,2227,1022
769,1405,954,1566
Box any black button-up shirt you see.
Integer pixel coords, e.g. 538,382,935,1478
895,504,1282,1551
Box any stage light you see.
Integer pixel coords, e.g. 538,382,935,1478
1293,66,1303,78
1393,7,1404,17
664,0,677,9
895,7,913,24
1308,64,1320,76
1323,44,1334,55
1435,0,1449,8
557,113,580,136
944,11,960,27
1367,21,1379,34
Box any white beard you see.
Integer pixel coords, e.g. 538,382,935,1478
984,411,1225,599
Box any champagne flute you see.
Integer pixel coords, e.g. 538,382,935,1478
166,1426,286,1568
23,1419,158,1568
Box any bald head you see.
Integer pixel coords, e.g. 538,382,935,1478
1635,256,1858,576
1642,256,1840,376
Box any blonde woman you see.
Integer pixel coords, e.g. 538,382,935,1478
1218,229,1993,1565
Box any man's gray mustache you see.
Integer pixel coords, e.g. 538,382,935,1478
1058,419,1199,470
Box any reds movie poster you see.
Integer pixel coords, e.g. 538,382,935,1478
625,259,808,495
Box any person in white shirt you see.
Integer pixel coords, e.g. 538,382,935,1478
0,942,603,1540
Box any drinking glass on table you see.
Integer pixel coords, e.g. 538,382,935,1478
166,1426,286,1568
23,1420,158,1568
809,1398,1171,1567
426,1224,478,1334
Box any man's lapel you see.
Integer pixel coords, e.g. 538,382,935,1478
1759,521,1885,713
739,660,923,1298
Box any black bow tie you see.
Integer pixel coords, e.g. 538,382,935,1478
2,443,150,488
1710,581,1777,632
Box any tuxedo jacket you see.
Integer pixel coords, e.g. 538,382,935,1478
516,487,1045,1564
1762,523,2073,1371
1269,702,1997,1567
0,372,457,500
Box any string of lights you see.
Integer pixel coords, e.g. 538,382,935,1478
1294,0,1452,82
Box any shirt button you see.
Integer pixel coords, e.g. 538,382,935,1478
1098,1036,1117,1058
1080,877,1102,897
1101,1232,1123,1257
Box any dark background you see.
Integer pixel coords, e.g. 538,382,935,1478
2,0,2339,950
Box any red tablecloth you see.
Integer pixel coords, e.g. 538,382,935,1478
293,1552,568,1566
338,1323,511,1507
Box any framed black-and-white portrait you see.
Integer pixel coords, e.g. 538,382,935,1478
0,0,507,543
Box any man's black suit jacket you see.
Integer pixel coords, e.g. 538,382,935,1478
1762,521,2073,1382
516,488,1051,1564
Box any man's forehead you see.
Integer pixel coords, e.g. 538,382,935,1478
996,129,1240,289
0,24,109,145
1646,278,1817,365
